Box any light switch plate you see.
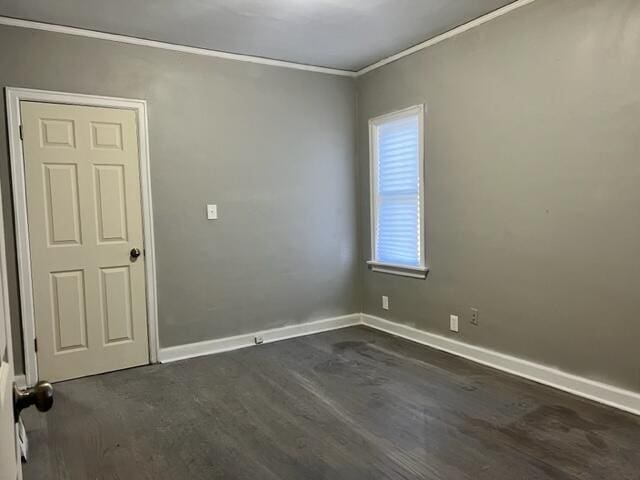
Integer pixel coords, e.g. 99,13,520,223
382,296,389,310
450,315,459,333
207,204,218,220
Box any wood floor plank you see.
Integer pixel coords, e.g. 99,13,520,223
22,326,640,479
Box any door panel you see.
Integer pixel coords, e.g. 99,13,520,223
21,101,149,383
51,270,88,352
100,266,134,344
94,165,128,243
40,118,75,148
43,164,82,245
91,121,123,150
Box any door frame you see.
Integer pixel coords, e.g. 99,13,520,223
5,87,160,386
0,100,21,480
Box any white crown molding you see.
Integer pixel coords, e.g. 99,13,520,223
0,16,355,77
2,1,536,78
361,314,640,417
355,0,537,76
158,314,361,363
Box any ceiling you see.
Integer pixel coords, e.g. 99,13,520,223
0,0,517,72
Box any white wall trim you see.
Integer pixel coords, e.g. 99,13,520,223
5,87,160,386
0,16,355,78
0,1,536,78
355,0,537,76
159,314,361,363
156,311,640,416
361,314,640,416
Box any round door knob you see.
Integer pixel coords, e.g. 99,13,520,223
14,381,54,421
130,248,141,259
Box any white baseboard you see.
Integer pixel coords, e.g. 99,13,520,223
14,374,26,389
361,314,640,417
157,311,639,416
158,313,361,363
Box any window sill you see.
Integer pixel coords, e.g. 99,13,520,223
366,261,429,279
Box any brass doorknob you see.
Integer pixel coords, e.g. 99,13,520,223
14,381,54,421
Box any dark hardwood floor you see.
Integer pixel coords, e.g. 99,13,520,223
22,326,640,479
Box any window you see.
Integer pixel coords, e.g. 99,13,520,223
367,105,427,279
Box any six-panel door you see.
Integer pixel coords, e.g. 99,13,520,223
21,101,149,383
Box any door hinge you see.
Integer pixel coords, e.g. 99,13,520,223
19,125,24,141
34,337,38,353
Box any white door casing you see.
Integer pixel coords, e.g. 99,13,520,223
5,88,159,386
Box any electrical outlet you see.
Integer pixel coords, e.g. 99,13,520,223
470,308,479,325
382,296,389,310
450,315,459,332
254,336,264,345
207,204,218,220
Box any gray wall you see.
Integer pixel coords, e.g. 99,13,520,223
0,25,359,372
2,0,638,393
357,0,640,392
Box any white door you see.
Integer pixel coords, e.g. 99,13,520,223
21,101,149,383
0,173,20,479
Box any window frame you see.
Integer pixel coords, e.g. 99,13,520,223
367,104,428,279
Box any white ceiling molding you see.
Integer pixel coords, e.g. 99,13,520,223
0,1,536,78
355,0,537,76
0,16,356,77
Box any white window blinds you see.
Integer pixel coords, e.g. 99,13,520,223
369,105,425,274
